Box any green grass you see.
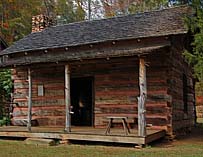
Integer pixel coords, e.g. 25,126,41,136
0,140,203,157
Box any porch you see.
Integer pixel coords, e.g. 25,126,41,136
8,51,170,145
0,126,165,145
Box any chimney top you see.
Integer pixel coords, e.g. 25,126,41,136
32,14,54,33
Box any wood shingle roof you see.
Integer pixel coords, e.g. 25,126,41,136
1,6,190,55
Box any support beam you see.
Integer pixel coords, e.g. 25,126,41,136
65,65,71,132
27,68,32,132
138,58,147,137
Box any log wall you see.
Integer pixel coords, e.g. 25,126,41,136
169,36,195,135
91,54,171,131
12,51,172,132
12,65,65,126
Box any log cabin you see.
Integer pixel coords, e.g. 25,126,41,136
0,6,196,144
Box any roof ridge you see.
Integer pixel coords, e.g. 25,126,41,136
47,5,190,29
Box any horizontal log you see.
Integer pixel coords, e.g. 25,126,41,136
14,83,64,89
95,102,168,107
149,126,168,131
13,115,65,119
12,117,65,126
14,95,64,101
95,104,137,108
13,105,65,111
14,86,64,93
13,99,65,107
196,113,203,118
172,120,195,131
95,113,168,119
196,96,203,104
95,80,138,86
14,79,64,84
196,106,203,112
13,108,66,117
96,90,167,97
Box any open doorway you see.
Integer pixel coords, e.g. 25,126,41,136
70,77,93,126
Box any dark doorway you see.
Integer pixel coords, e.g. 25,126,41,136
70,77,93,126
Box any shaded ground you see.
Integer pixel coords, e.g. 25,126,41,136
153,124,203,147
174,124,203,145
0,126,202,157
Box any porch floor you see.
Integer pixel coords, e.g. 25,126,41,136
0,126,165,145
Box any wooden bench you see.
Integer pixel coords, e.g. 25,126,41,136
105,116,130,135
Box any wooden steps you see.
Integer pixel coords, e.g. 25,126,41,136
25,138,56,146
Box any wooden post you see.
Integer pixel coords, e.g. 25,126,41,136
138,58,147,137
27,68,32,132
65,65,71,132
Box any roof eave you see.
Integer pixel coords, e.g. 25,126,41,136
0,31,187,56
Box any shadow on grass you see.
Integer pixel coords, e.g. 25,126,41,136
70,140,136,148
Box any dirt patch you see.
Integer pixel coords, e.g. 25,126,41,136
152,124,203,148
174,124,203,145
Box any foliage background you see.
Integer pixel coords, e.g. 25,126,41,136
184,0,203,85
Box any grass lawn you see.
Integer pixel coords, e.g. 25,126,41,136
0,140,202,157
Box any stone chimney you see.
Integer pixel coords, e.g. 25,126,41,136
32,14,55,33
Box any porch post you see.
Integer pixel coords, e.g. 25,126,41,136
138,58,147,137
65,64,71,132
27,68,32,132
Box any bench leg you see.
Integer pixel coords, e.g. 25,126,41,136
105,118,112,135
124,119,130,134
122,118,130,135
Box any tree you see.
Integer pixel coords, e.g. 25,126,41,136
0,0,42,45
184,0,203,84
128,0,169,13
101,0,169,17
55,0,86,24
0,69,12,101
